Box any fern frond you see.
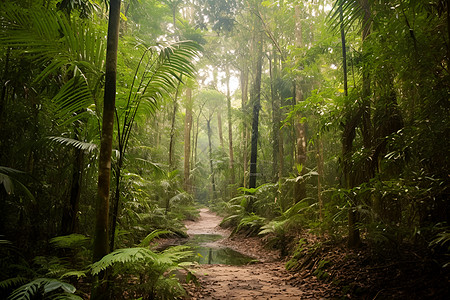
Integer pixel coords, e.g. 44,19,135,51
259,219,288,236
48,293,83,300
50,234,90,249
0,277,27,290
8,278,77,300
236,214,266,234
90,248,158,275
60,271,86,280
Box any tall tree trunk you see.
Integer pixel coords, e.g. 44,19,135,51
269,49,279,182
217,110,224,148
360,0,372,155
91,0,121,298
240,63,249,188
278,127,284,179
184,88,193,193
294,5,307,204
340,1,360,248
169,82,181,171
248,31,263,193
193,111,201,173
226,66,235,187
206,118,216,201
317,137,324,221
0,47,10,124
109,152,123,252
61,146,84,235
192,101,205,191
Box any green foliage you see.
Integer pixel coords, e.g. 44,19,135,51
90,246,193,299
235,214,266,236
0,167,35,201
139,230,172,247
0,2,107,124
7,278,81,300
50,234,90,249
47,137,98,153
285,239,307,271
313,260,331,280
429,225,450,268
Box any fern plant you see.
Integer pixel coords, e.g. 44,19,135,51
90,245,194,299
258,198,318,255
7,278,81,300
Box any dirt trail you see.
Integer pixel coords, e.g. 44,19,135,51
183,208,318,299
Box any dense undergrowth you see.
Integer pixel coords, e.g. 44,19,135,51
1,203,200,300
210,177,450,298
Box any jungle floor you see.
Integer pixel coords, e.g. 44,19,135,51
181,208,450,300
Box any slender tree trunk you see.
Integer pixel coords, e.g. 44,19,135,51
217,110,224,148
0,47,10,123
278,128,284,179
91,0,121,299
184,88,193,193
240,63,249,188
169,82,181,171
294,5,307,204
341,1,363,248
317,137,324,221
248,32,263,193
109,155,123,252
206,118,216,201
340,4,348,98
269,49,279,182
194,112,201,171
226,66,235,187
61,147,84,235
192,102,205,189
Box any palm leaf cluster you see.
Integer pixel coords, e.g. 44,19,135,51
116,40,202,161
0,2,106,125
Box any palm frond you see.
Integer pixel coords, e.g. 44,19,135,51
48,136,98,153
0,167,34,201
0,3,105,124
327,0,369,34
50,76,94,126
134,158,166,177
138,41,201,105
0,4,105,78
140,230,172,247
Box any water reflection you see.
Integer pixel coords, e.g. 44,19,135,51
187,234,255,265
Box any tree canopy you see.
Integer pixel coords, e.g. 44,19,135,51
0,0,449,299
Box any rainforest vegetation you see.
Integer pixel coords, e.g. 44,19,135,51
0,0,449,299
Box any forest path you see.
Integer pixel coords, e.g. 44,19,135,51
183,208,321,299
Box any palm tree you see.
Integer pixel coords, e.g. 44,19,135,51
110,41,201,252
0,2,106,236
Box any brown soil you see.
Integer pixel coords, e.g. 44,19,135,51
182,208,331,299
